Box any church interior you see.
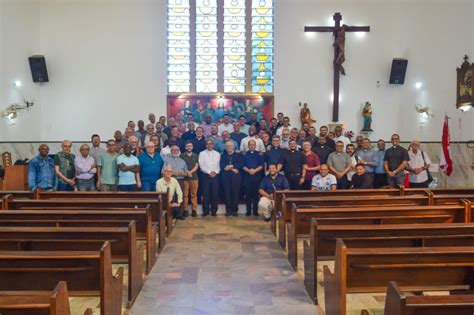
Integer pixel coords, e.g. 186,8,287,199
0,0,473,314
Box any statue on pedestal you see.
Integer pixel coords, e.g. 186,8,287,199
299,102,316,126
361,101,373,132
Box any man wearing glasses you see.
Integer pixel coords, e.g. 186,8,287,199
384,134,410,187
54,140,76,191
138,141,164,192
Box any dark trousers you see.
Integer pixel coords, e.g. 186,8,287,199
244,174,261,214
201,172,219,215
373,173,387,188
286,174,302,190
221,171,242,214
409,181,429,188
118,184,138,192
302,180,312,190
336,175,349,189
172,179,185,218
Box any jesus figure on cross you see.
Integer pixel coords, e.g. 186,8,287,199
305,13,370,122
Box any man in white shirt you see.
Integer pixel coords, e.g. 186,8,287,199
198,139,221,216
240,125,266,153
407,140,432,188
311,164,337,191
217,114,234,136
334,125,351,150
276,116,291,136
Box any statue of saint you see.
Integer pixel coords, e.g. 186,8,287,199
299,102,316,126
361,101,373,132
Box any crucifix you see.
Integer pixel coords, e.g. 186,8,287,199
305,13,370,122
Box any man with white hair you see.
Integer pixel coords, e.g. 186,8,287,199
156,165,184,220
142,124,155,146
407,140,431,188
220,141,243,216
74,144,97,191
138,141,164,191
242,139,264,216
54,140,76,191
128,136,142,156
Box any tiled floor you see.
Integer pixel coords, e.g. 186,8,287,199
129,215,318,315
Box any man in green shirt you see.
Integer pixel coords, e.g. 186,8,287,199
54,140,76,191
180,141,199,217
97,139,118,191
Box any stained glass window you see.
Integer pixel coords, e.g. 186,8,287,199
167,0,274,95
223,0,246,93
196,0,218,93
168,0,191,93
251,0,273,94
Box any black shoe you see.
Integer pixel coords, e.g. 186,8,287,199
225,212,231,217
232,212,238,217
202,212,209,217
183,211,189,218
264,217,271,222
192,210,197,217
211,212,217,217
253,212,259,217
245,212,251,217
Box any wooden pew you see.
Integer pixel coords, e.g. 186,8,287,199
382,281,474,315
404,187,474,196
1,195,172,237
303,220,474,304
0,223,144,306
434,194,474,205
0,281,92,315
271,188,401,235
278,194,437,250
0,191,35,199
323,240,474,315
0,241,123,315
286,202,470,269
0,207,162,272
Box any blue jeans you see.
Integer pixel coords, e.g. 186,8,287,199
119,184,138,192
141,181,156,192
57,181,74,191
76,178,96,191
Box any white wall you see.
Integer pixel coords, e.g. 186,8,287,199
0,0,473,141
274,0,474,141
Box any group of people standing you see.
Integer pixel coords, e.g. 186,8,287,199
27,112,432,221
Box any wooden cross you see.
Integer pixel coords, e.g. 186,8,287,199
305,13,370,122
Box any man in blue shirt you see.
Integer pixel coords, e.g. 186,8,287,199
215,131,238,153
374,139,388,188
242,139,264,216
356,138,377,187
258,163,290,221
220,141,243,216
28,144,57,191
138,141,164,191
117,143,141,191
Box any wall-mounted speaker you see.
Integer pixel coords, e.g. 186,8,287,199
28,55,49,83
389,58,408,85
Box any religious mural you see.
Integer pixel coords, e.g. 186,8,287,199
167,95,274,123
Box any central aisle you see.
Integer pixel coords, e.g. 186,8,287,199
129,216,317,315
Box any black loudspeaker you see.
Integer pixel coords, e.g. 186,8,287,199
28,55,49,83
389,58,408,85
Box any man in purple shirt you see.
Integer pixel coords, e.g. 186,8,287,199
74,144,97,191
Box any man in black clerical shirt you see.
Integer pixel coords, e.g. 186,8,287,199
313,136,334,164
319,125,336,149
351,163,373,189
384,134,410,187
220,141,243,216
279,139,307,190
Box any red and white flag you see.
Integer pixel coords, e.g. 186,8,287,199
439,115,453,176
